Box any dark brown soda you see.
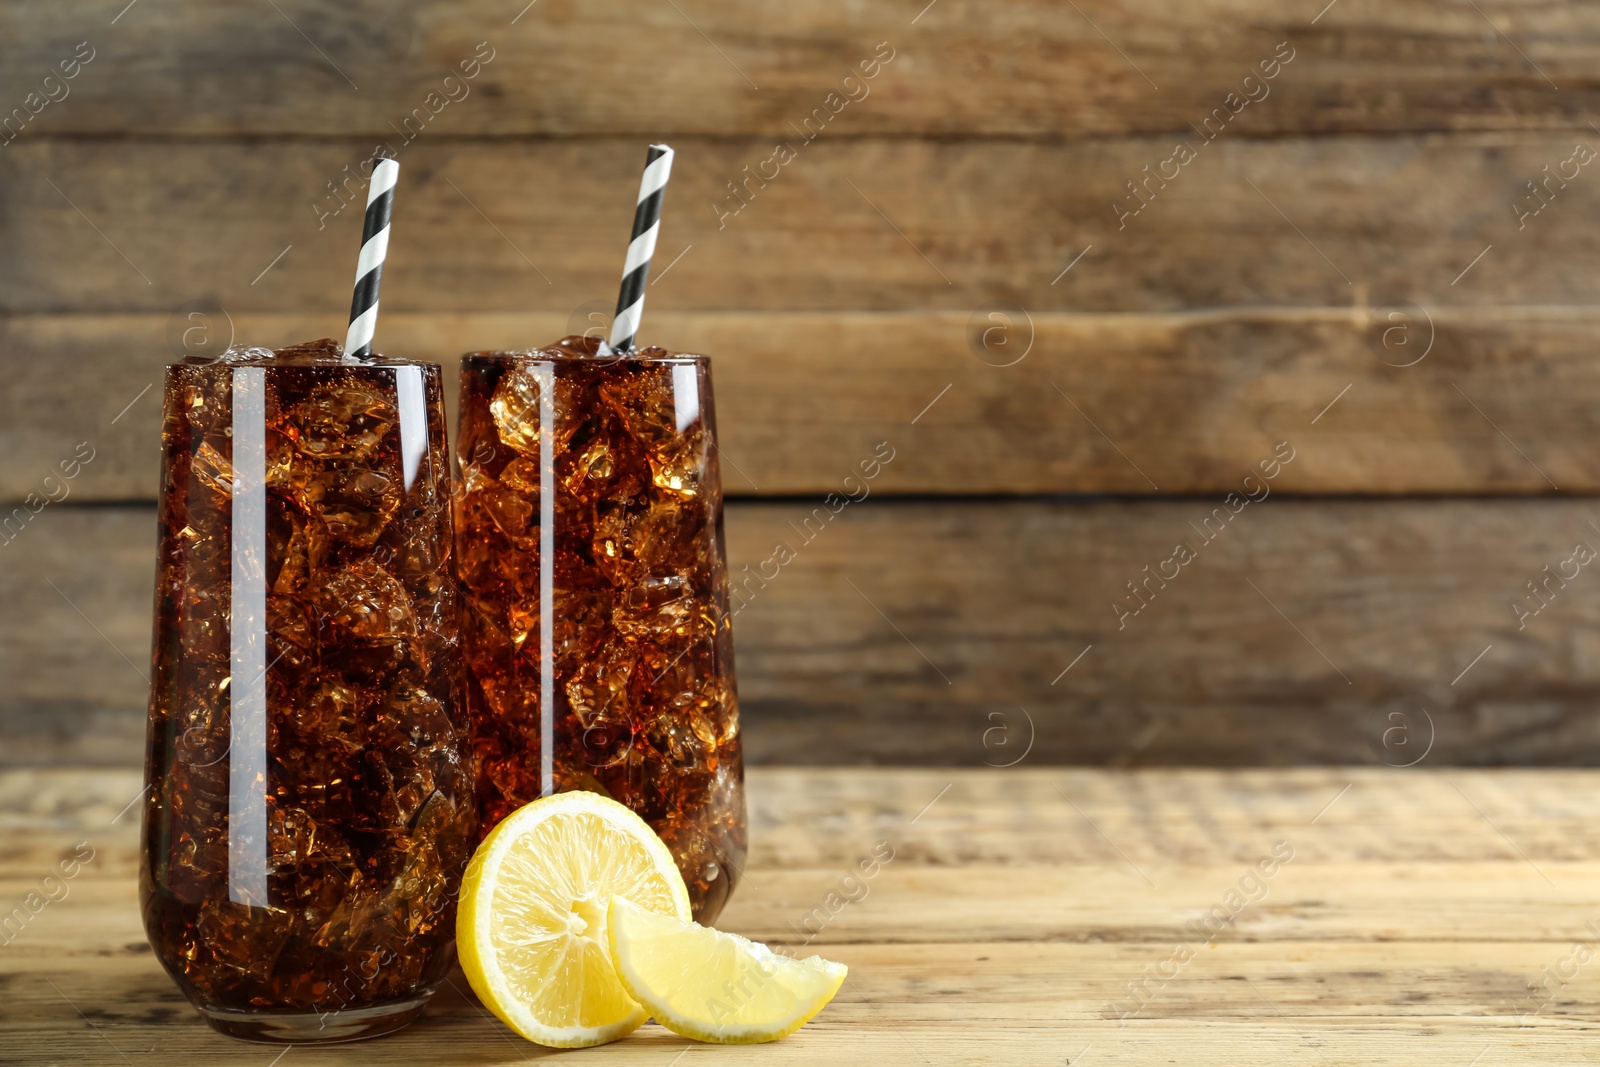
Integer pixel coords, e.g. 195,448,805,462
455,336,746,922
140,340,474,1042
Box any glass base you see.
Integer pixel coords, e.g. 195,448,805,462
198,996,428,1043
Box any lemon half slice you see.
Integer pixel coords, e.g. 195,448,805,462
607,896,847,1043
457,792,691,1048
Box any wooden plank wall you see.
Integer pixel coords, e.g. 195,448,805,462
2,0,1598,765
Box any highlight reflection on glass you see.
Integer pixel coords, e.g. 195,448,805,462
227,367,267,907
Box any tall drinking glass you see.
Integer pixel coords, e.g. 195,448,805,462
454,335,746,922
140,340,474,1042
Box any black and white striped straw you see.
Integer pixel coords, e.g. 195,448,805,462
344,157,400,362
607,144,674,353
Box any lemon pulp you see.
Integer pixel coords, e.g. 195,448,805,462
607,896,847,1043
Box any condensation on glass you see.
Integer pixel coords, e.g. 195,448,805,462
454,336,746,922
140,340,474,1043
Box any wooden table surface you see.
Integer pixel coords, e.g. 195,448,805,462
4,765,1599,1065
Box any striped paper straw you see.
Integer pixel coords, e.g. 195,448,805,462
344,157,400,362
607,144,674,353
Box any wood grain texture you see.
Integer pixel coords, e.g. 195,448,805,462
8,499,1600,768
8,308,1598,502
2,0,1597,784
3,137,1598,315
3,767,1600,1065
2,1,1598,138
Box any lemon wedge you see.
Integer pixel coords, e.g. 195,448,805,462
607,896,847,1043
456,791,691,1048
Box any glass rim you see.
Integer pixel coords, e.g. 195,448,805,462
165,353,444,371
460,348,708,368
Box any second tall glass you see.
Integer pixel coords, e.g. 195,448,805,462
454,336,746,922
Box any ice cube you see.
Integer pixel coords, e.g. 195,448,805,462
267,804,316,873
361,747,437,831
163,824,227,901
192,440,234,504
374,684,457,752
318,561,417,642
302,466,401,546
196,899,294,976
565,639,637,729
554,587,612,670
556,436,645,504
266,594,319,677
212,344,279,366
266,499,312,596
498,455,544,497
478,482,537,548
290,378,395,460
288,680,363,752
385,791,468,934
647,712,713,770
613,574,693,640
274,338,345,362
592,496,690,585
489,364,581,456
599,368,707,498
